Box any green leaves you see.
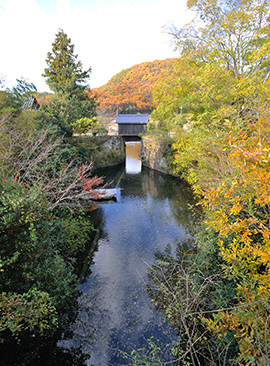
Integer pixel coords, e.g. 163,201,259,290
0,288,57,336
0,36,99,351
0,176,89,342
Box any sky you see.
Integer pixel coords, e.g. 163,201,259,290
0,0,192,92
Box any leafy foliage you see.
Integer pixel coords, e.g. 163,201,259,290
0,288,57,336
202,116,270,365
150,0,270,364
39,87,97,138
70,117,102,135
0,126,97,347
0,178,78,309
0,31,102,352
152,0,270,189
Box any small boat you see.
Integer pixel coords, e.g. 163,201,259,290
88,188,118,200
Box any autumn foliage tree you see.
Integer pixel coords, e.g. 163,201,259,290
154,0,270,185
202,113,270,365
150,0,270,364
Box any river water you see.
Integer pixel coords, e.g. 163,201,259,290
58,142,198,365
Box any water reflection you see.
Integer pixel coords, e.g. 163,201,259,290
59,165,199,365
125,141,142,174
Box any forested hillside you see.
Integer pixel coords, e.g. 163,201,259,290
90,59,176,115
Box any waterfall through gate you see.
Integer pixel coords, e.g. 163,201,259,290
125,141,142,174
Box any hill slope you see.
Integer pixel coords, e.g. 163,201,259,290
90,59,176,115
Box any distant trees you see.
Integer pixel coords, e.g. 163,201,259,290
92,59,176,115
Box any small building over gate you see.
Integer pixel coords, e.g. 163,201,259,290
116,114,149,140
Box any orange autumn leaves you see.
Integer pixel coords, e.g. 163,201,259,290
77,164,103,191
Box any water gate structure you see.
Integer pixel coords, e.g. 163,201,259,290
116,114,149,142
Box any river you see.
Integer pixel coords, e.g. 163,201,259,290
58,142,199,365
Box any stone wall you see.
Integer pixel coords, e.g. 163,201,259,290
141,135,173,175
75,135,125,168
76,134,174,174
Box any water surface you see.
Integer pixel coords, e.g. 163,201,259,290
59,144,198,365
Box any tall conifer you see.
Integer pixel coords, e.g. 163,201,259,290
43,29,91,95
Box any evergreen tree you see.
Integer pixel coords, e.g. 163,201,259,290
42,29,97,135
43,29,91,95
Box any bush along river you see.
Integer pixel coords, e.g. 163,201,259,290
57,142,200,365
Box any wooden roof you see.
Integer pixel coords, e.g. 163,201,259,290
116,114,149,124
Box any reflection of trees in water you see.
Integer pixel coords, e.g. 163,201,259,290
94,163,125,187
141,168,201,236
98,160,201,241
169,183,201,238
0,327,90,366
141,167,159,198
59,285,111,363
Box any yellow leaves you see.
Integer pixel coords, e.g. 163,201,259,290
158,2,270,363
230,201,242,216
200,111,270,364
186,0,197,8
201,311,240,340
202,285,270,363
70,117,100,135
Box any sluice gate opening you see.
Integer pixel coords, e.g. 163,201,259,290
125,140,142,174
